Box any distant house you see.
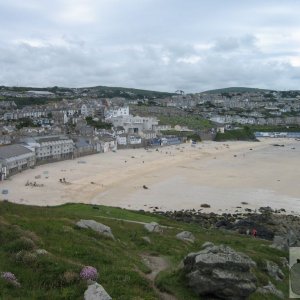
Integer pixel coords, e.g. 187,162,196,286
73,137,100,157
99,137,117,153
216,126,225,133
52,111,69,124
111,115,158,134
116,134,127,145
0,135,12,145
156,124,172,131
105,106,129,120
174,125,191,132
161,136,181,146
149,138,161,146
141,130,157,140
128,135,142,145
114,126,125,135
0,144,36,179
81,104,94,117
19,127,45,136
77,125,94,136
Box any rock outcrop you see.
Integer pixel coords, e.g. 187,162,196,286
156,208,300,249
144,222,162,233
141,236,151,244
35,249,48,255
271,235,289,251
76,220,115,240
183,243,257,300
202,241,214,249
176,231,195,243
84,282,112,300
264,260,284,281
257,281,284,299
271,229,299,251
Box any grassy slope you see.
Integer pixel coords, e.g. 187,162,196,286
201,87,274,94
1,85,174,100
158,115,212,130
0,202,288,300
215,128,256,141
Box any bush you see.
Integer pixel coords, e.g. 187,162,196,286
15,250,38,265
80,266,98,281
63,271,79,284
215,127,256,141
0,272,21,287
5,237,36,253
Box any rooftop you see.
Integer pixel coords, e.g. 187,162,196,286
0,144,33,159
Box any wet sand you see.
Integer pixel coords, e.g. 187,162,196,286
1,138,300,214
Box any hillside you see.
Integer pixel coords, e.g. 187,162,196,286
0,201,289,299
0,85,174,100
201,87,274,94
84,86,174,99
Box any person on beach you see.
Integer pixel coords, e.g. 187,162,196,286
251,228,257,238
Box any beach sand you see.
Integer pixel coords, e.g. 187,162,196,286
1,138,300,214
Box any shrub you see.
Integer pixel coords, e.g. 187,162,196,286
63,271,79,284
1,272,21,287
15,250,38,265
5,236,36,253
215,127,256,141
80,266,98,281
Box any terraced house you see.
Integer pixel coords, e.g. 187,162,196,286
0,144,35,180
22,135,74,163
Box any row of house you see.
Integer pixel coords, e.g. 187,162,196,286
0,134,118,180
255,132,300,138
0,130,185,180
210,114,300,126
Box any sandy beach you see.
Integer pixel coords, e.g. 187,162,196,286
1,138,300,214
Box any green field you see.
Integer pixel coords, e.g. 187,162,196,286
0,202,288,299
158,115,212,130
215,127,256,141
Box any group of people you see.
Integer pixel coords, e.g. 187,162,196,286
59,178,70,184
25,181,44,187
246,228,257,238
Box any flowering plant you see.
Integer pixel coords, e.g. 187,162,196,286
1,272,21,287
80,266,98,281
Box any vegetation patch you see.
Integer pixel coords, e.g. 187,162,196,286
158,115,212,130
215,127,256,141
0,201,289,299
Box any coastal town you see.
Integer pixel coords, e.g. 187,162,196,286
1,86,300,180
2,1,300,299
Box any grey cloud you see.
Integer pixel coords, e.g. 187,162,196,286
0,0,300,91
212,35,258,53
1,40,300,92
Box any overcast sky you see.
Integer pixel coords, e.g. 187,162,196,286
0,0,300,92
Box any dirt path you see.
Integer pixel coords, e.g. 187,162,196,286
96,216,175,228
141,254,177,300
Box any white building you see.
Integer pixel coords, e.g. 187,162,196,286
99,137,117,152
111,115,158,134
24,135,74,162
140,130,157,139
105,106,129,119
156,124,172,131
128,135,142,145
116,134,127,145
81,104,94,117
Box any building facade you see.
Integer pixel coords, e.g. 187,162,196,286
24,135,74,162
0,144,35,179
